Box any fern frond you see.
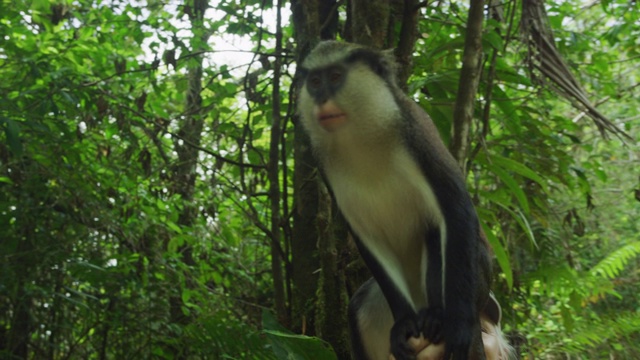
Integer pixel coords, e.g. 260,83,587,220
568,311,640,356
590,241,640,280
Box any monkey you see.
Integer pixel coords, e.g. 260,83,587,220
297,41,492,360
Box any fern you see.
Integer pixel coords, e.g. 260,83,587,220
565,311,640,357
590,241,640,280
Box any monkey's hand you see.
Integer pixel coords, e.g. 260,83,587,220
390,314,421,360
417,306,444,345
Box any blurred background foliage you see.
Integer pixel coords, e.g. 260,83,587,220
1,0,639,359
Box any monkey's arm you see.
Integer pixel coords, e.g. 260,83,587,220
400,98,492,360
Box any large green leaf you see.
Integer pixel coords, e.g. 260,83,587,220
263,310,337,360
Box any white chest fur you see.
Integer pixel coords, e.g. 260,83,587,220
325,146,444,307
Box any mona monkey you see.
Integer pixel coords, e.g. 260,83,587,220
297,41,492,360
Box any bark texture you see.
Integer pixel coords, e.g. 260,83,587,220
290,0,324,338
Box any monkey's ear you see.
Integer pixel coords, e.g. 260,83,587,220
379,48,399,83
381,48,395,58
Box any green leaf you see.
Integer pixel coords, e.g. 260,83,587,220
490,86,522,135
561,306,575,332
479,152,549,193
263,310,337,360
166,220,183,234
486,161,530,214
182,289,192,304
2,117,23,156
481,221,513,289
483,31,504,51
212,271,222,284
568,290,582,311
494,58,532,86
492,201,537,249
105,123,118,140
167,235,186,253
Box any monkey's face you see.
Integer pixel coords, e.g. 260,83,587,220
302,64,349,133
298,44,400,148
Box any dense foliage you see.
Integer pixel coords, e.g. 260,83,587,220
1,0,639,359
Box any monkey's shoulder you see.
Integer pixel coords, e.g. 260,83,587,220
393,104,467,187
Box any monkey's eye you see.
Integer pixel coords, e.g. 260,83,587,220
308,75,322,89
329,70,343,84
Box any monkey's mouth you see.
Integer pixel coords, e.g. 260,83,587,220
319,113,345,121
318,112,347,131
315,101,347,131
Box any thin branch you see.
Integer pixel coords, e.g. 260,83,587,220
169,129,265,169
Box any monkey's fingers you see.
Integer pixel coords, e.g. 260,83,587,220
390,316,421,360
417,307,444,344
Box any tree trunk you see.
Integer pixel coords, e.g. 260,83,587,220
450,0,485,170
290,1,350,350
7,224,34,359
269,0,287,324
347,0,390,47
167,1,210,358
290,0,324,337
394,0,420,88
8,281,30,359
315,185,351,359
